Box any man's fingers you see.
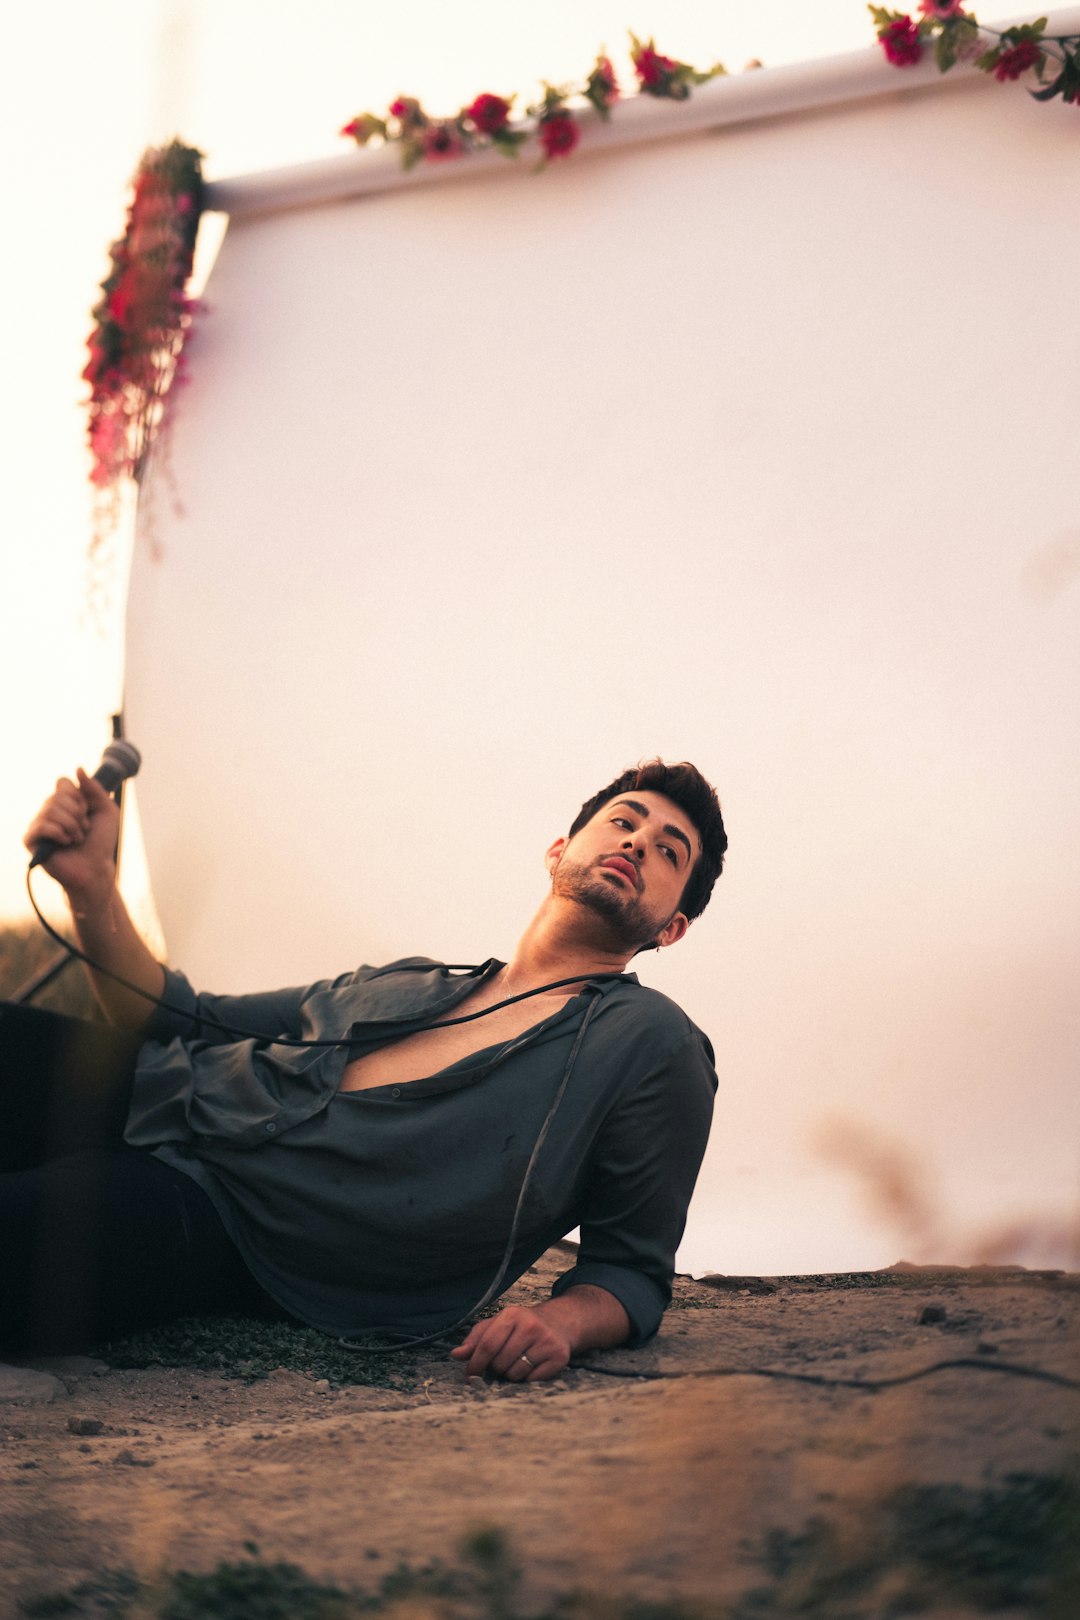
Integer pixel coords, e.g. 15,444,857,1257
449,1324,484,1360
456,1316,518,1378
451,1308,572,1383
76,767,113,809
25,794,88,853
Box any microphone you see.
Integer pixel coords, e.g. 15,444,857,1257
29,741,142,870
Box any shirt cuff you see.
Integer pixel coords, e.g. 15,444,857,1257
140,966,200,1044
550,1260,666,1347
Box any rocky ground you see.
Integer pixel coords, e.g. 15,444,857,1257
1,1255,1077,1619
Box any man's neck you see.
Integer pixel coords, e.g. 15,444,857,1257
498,897,633,995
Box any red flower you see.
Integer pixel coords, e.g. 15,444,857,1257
633,43,679,88
590,55,619,106
994,38,1043,79
340,112,386,145
107,272,136,328
918,0,965,16
82,343,107,385
538,112,580,160
423,122,464,161
389,96,425,132
879,16,923,65
467,93,511,134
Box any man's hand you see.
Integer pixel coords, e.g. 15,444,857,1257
450,1305,572,1382
450,1285,631,1382
24,769,119,907
24,767,164,1028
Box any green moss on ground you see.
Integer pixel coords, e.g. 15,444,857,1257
20,1475,1080,1620
93,1313,423,1390
17,1527,705,1620
743,1470,1080,1617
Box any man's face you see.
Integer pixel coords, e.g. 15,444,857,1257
546,790,701,952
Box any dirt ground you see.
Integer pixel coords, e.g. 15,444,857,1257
1,1257,1077,1618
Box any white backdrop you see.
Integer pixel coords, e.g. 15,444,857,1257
125,56,1080,1275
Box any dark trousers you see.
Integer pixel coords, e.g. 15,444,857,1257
0,1000,275,1354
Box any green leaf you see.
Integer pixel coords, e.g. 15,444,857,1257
492,128,527,157
936,31,958,72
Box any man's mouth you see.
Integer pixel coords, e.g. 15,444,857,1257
600,856,638,889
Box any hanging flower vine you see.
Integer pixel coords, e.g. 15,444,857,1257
84,139,204,548
340,10,1073,180
340,34,726,170
870,6,1080,102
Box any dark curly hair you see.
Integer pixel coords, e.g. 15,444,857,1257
568,759,727,924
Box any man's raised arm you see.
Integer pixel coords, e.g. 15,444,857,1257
24,768,165,1029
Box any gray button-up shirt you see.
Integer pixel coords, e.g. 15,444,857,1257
124,957,716,1343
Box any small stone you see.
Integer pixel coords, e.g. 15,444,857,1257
68,1417,105,1436
917,1304,947,1325
113,1448,155,1468
33,1355,109,1380
265,1368,307,1391
976,1341,999,1355
313,1379,331,1394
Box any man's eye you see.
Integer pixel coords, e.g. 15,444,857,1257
661,846,678,865
611,817,632,830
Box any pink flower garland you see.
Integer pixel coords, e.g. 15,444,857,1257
870,6,1078,103
339,36,726,171
84,140,203,546
340,11,1074,182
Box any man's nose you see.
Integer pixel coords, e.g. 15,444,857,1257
620,837,645,862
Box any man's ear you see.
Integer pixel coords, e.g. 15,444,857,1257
545,836,568,877
655,912,689,949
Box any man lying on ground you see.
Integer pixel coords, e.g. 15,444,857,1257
3,759,726,1381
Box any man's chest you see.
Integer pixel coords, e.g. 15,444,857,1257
339,991,578,1091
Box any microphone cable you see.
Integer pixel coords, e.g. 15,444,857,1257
25,866,626,1047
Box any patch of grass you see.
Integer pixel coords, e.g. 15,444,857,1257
19,1531,709,1620
889,1471,1080,1610
744,1470,1080,1617
20,1478,1080,1620
93,1313,423,1390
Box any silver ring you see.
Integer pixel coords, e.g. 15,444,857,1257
519,1353,535,1368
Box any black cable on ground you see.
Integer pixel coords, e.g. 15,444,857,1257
572,1355,1080,1392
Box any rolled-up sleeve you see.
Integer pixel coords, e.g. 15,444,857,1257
551,1029,716,1345
141,967,344,1047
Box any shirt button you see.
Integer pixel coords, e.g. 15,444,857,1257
265,1122,277,1133
391,1087,401,1098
